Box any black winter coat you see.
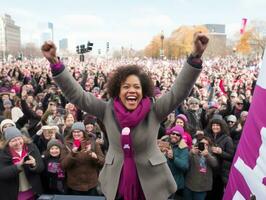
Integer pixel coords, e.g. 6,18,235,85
42,155,67,194
205,132,234,184
0,143,44,200
33,133,64,155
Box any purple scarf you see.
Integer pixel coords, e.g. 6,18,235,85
114,97,150,200
113,97,151,129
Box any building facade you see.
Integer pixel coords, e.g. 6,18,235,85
59,38,68,51
0,14,21,60
204,24,227,56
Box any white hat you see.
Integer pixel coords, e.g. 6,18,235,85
227,115,237,123
0,119,16,133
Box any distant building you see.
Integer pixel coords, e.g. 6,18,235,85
204,24,227,56
41,32,52,43
205,24,225,34
0,14,21,60
59,38,68,51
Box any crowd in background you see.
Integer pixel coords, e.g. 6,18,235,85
0,55,260,199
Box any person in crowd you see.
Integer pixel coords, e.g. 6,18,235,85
239,110,248,127
0,119,16,148
42,139,67,194
192,129,205,146
205,115,234,200
229,92,238,108
19,90,43,136
0,118,16,136
184,136,218,200
84,115,108,154
166,125,189,199
33,125,64,155
1,99,13,119
231,97,249,119
62,112,75,137
181,97,203,136
200,100,220,129
164,112,176,129
226,114,242,152
0,127,44,200
84,115,101,139
41,32,209,200
221,96,249,120
61,122,104,196
41,100,64,126
174,114,193,149
65,103,77,119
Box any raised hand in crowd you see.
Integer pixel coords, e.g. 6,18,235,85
192,32,209,58
41,41,59,64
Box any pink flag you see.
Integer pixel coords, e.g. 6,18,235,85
219,79,227,95
223,53,266,199
240,18,248,35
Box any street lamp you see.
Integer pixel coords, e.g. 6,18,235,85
160,30,164,59
76,41,93,62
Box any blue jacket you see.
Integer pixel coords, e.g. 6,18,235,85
167,140,189,190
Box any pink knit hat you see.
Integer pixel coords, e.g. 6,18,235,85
166,125,184,136
176,114,188,123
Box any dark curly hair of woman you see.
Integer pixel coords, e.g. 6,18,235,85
207,117,230,135
106,65,154,98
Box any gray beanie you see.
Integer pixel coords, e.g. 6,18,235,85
71,122,85,133
47,139,63,150
4,127,22,141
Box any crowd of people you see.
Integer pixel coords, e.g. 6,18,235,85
0,37,260,199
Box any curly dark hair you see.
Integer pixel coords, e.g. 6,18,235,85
106,65,154,98
206,118,230,135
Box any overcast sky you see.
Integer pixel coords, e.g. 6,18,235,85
1,0,266,53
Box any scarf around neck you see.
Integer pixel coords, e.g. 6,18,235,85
113,97,150,200
113,97,151,129
9,145,28,164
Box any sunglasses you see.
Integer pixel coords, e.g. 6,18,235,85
171,132,181,136
236,102,243,105
227,121,235,123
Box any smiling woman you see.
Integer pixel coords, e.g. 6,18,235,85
107,65,154,111
0,127,44,200
41,32,209,200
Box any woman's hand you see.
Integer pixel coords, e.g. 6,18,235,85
200,148,209,157
24,155,36,167
90,152,98,159
191,146,199,154
41,41,59,64
212,146,222,154
96,138,104,145
166,149,173,159
191,32,209,58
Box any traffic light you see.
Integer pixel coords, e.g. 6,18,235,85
87,41,93,51
106,42,109,52
80,44,86,54
76,41,93,62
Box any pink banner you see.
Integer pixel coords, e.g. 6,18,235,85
240,18,247,35
223,53,266,199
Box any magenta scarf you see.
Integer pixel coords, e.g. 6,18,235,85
113,97,151,129
114,97,150,200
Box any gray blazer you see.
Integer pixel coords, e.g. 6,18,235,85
53,62,201,200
